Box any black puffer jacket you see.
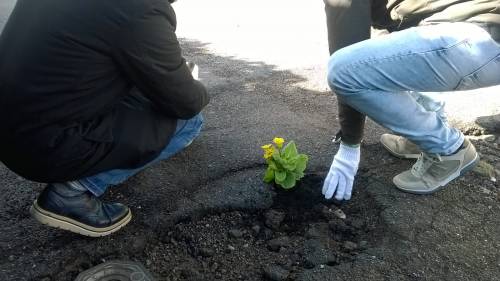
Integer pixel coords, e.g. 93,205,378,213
0,0,209,182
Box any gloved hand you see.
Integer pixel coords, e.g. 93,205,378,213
322,142,360,201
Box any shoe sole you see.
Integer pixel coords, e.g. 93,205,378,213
394,153,480,195
30,201,132,237
381,141,420,159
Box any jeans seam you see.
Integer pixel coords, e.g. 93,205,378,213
333,39,470,93
341,38,470,72
454,53,500,90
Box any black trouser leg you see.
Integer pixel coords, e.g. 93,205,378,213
324,0,371,144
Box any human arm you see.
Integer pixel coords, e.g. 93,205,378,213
324,0,371,145
112,2,209,119
322,0,371,200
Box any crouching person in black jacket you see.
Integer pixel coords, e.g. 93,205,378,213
0,0,209,237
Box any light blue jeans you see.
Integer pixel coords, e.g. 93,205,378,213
328,22,500,155
78,114,204,196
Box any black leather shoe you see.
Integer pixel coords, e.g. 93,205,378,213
30,182,132,237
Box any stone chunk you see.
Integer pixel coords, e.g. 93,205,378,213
264,210,286,230
263,265,290,281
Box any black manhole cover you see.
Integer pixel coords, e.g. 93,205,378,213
74,260,155,281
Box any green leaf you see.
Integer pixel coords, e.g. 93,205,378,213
263,167,275,183
292,170,305,180
294,154,309,174
267,159,277,170
272,154,288,171
275,170,286,182
282,158,297,171
280,172,297,189
283,141,298,159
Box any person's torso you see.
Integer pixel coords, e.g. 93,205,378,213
0,0,178,181
0,0,159,137
374,0,500,31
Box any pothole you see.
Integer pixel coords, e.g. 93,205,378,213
144,174,384,281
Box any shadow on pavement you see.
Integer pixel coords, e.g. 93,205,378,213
0,38,345,280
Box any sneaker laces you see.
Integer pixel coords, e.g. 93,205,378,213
411,152,442,178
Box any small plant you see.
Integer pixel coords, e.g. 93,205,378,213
261,137,309,189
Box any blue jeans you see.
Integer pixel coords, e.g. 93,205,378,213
328,22,500,155
78,114,204,196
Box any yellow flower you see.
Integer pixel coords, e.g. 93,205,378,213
263,149,274,159
261,144,273,150
273,137,285,148
261,144,275,159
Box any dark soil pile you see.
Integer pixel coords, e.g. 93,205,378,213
139,174,383,281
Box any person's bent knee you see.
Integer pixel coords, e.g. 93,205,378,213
327,51,357,96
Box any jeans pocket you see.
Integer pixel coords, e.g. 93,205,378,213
455,55,500,91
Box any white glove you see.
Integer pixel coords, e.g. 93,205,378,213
322,143,360,201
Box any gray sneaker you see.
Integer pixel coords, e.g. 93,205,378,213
393,138,479,194
380,134,421,159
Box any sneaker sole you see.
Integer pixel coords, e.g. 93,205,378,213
381,141,420,159
30,201,132,237
394,153,480,195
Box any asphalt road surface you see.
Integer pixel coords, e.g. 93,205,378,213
1,1,499,280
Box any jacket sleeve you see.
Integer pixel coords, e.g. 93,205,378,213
325,0,371,144
112,2,209,119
